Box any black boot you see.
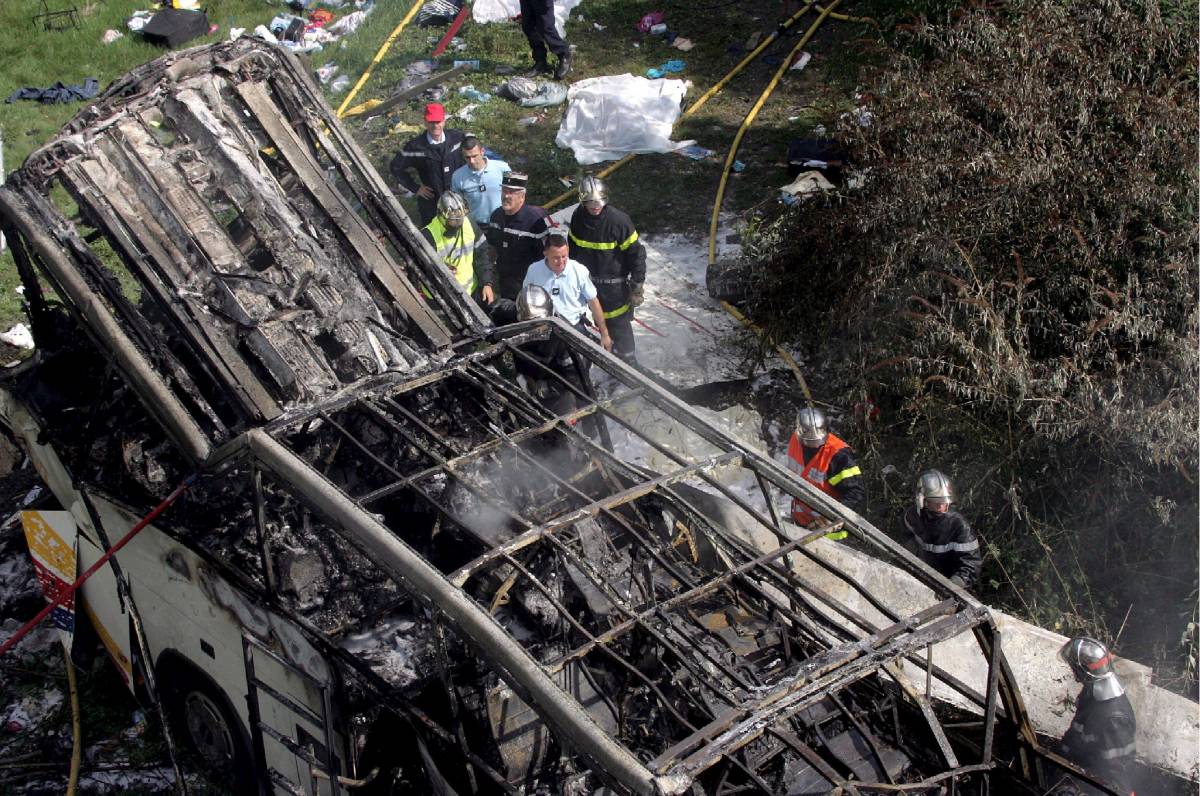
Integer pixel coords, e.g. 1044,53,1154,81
524,60,552,77
554,54,572,81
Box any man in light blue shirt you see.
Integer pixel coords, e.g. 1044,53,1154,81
451,136,509,226
522,234,612,352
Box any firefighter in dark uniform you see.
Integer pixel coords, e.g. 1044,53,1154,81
389,103,466,226
513,284,584,417
901,470,982,589
519,0,571,80
1058,637,1138,796
567,176,646,366
785,407,864,541
485,172,551,324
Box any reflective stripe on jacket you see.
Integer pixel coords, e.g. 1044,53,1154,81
1060,685,1137,794
786,432,860,539
424,216,477,295
567,205,646,313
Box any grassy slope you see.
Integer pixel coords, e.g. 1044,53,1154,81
319,1,875,235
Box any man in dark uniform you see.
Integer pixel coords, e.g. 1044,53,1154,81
567,176,646,366
484,172,552,324
389,103,465,226
901,469,982,590
1058,637,1137,795
519,0,571,80
512,284,584,417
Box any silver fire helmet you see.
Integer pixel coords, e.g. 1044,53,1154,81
517,284,553,321
578,175,607,209
437,190,468,226
915,469,954,511
795,407,828,448
1059,637,1115,682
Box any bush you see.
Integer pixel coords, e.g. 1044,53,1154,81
744,0,1198,677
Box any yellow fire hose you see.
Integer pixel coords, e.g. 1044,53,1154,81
707,0,841,267
64,646,81,795
703,1,841,402
335,0,424,119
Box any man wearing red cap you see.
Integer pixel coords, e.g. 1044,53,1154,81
389,103,466,225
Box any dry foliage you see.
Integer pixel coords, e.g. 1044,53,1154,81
745,0,1198,672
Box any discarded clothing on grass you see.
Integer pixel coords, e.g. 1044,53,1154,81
418,0,463,26
496,77,567,107
786,137,849,184
141,8,210,47
6,78,99,105
472,0,580,38
556,74,687,164
781,170,835,197
644,59,684,79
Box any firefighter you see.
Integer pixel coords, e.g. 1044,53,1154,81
567,176,645,366
1058,637,1138,796
421,191,495,307
389,103,466,226
519,0,571,80
514,285,583,417
485,172,552,324
901,470,981,589
786,407,864,541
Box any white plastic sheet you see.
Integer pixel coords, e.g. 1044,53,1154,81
555,75,687,165
471,0,582,38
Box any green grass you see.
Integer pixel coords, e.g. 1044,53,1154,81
329,0,879,234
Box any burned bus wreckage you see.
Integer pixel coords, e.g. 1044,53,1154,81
0,41,1119,795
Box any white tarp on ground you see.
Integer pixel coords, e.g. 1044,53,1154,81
555,75,688,165
472,0,582,37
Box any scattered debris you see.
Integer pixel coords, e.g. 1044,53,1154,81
0,324,33,350
101,29,123,44
675,144,715,160
645,59,686,78
458,84,492,102
781,169,835,203
315,62,340,84
672,36,694,51
790,51,812,71
497,77,567,107
638,11,665,32
126,10,154,31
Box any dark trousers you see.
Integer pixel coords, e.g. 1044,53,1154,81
606,311,636,364
519,0,568,63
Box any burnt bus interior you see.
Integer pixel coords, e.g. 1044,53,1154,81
0,39,1114,796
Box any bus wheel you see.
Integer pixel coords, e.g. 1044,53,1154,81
159,655,255,793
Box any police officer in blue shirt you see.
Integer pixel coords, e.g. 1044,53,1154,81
522,233,611,352
450,136,510,226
